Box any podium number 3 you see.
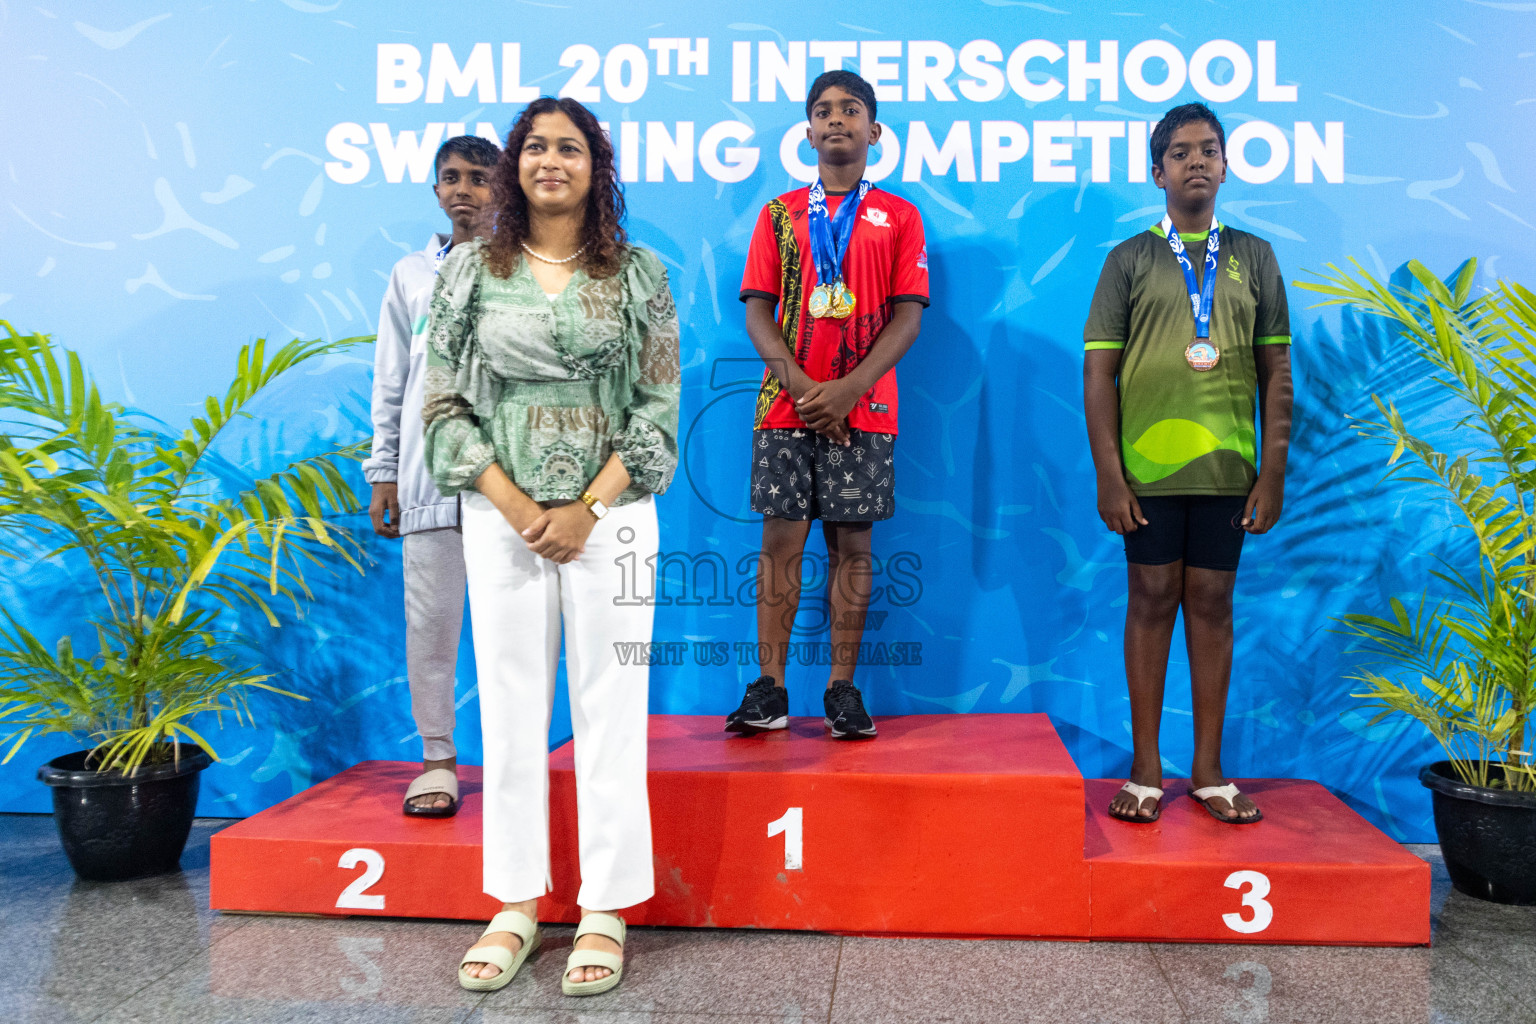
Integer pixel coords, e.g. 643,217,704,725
1222,870,1273,934
336,848,386,910
767,807,803,870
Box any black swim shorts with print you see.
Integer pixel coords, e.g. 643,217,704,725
750,428,896,522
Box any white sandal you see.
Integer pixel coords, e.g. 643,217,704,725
562,912,626,996
1108,781,1164,822
1190,783,1264,824
402,767,458,818
458,909,540,991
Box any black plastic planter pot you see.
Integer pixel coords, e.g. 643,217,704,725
38,747,212,881
1420,760,1536,905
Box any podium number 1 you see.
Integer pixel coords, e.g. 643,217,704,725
336,848,386,910
767,807,803,870
1222,870,1273,934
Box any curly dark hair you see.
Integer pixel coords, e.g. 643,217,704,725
483,97,628,280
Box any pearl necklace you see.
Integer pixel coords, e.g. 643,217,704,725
521,241,586,265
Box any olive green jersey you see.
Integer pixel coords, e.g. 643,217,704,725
1083,223,1290,496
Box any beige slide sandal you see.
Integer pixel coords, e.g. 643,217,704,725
458,909,540,991
562,912,626,997
402,767,458,818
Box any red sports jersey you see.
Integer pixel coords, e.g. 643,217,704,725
740,186,929,433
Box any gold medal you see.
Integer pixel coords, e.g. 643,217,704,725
830,281,855,319
808,284,834,319
1185,339,1220,371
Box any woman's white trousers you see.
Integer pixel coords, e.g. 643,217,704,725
461,492,656,910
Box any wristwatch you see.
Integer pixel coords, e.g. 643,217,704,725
579,491,609,521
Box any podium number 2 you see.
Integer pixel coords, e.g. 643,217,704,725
336,848,386,910
767,807,803,870
1222,870,1273,934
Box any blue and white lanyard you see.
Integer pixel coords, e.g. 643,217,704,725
1160,214,1219,339
807,178,871,286
432,240,452,273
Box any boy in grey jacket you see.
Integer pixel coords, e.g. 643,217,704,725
362,135,499,816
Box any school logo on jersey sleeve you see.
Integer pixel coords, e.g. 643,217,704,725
916,245,928,271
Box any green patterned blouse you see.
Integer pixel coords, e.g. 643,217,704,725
422,238,681,505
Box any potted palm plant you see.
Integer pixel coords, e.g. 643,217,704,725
1301,259,1536,905
0,321,370,880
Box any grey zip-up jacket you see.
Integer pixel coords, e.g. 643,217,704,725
361,233,460,534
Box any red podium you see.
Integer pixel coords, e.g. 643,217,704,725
547,714,1088,936
209,714,1429,945
1083,779,1429,945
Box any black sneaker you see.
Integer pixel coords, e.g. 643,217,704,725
725,676,789,733
823,681,876,739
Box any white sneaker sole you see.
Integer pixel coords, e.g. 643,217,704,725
727,715,788,733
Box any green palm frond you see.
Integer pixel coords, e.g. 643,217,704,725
1302,261,1536,790
0,321,373,774
144,334,372,501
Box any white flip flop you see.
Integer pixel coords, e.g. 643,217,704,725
1108,781,1165,822
1190,782,1264,824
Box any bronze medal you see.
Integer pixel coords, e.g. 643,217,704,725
1185,339,1220,371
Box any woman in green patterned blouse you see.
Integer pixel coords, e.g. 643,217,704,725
424,97,680,997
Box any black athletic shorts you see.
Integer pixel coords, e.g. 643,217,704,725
1122,494,1247,572
750,428,895,522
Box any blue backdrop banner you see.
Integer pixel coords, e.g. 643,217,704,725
3,1,1534,841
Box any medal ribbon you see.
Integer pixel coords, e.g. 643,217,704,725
433,239,453,272
1160,214,1219,339
807,178,872,289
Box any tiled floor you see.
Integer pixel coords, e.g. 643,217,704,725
2,814,1532,1023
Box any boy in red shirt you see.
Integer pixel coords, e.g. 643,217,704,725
726,70,928,739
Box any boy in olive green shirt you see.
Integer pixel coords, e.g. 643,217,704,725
1083,102,1293,826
